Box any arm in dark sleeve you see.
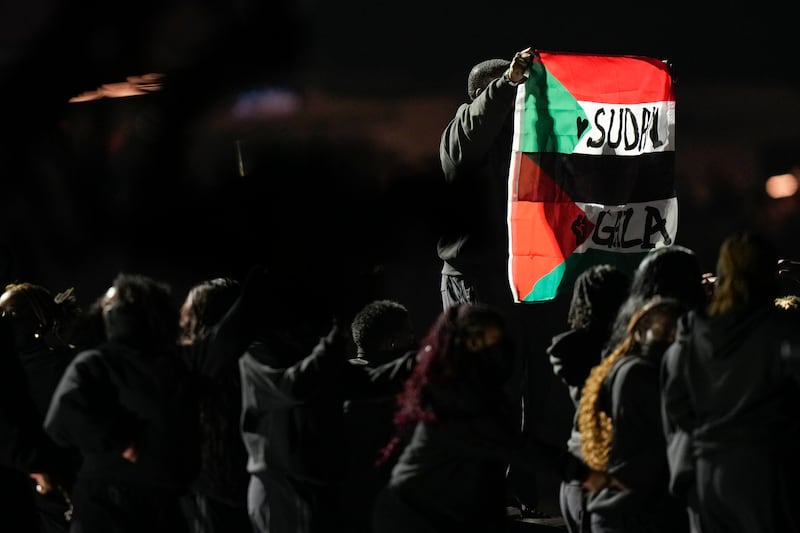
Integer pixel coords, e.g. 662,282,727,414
44,350,139,455
440,78,519,183
192,266,269,378
281,323,350,400
352,351,417,400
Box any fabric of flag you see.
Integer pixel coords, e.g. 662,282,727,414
507,51,677,303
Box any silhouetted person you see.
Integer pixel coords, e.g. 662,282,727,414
578,296,690,533
438,46,569,515
372,303,561,533
437,48,534,311
0,315,66,533
0,282,83,532
177,277,251,533
662,231,800,533
341,299,419,533
547,265,630,532
44,273,201,533
238,266,364,533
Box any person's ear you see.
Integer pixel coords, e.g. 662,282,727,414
474,87,483,99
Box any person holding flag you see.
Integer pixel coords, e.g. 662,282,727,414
437,46,535,312
437,46,573,519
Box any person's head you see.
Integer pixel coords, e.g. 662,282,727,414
568,264,630,334
99,273,178,349
418,302,512,385
0,282,81,352
376,302,512,464
709,231,778,316
608,245,705,351
579,295,685,471
628,245,706,306
350,299,415,367
179,277,240,346
467,58,510,101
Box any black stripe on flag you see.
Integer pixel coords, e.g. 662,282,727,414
517,152,675,205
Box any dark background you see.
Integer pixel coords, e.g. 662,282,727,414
1,0,798,331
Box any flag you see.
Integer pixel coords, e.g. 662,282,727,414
508,51,677,303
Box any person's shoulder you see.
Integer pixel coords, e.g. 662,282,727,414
608,354,654,390
368,349,417,378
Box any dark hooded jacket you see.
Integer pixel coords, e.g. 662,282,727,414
661,304,800,533
437,73,520,302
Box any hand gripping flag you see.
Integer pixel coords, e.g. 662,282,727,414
508,51,677,302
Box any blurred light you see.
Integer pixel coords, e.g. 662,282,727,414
765,172,799,199
69,73,164,103
230,87,302,119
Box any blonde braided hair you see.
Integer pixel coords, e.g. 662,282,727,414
577,336,633,471
578,295,680,472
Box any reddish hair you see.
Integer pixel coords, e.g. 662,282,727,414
376,303,507,465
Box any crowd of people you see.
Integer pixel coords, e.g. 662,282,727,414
3,45,800,533
3,235,799,533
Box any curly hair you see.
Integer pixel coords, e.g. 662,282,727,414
568,264,630,332
350,299,415,365
102,273,178,348
376,303,508,464
0,282,81,346
578,296,685,471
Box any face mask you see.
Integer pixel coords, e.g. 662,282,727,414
640,340,673,361
472,343,514,384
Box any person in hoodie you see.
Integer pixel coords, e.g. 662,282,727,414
44,273,201,533
341,299,419,533
437,46,568,515
372,302,564,533
547,265,630,532
661,231,800,533
177,276,251,533
578,296,690,533
238,264,367,533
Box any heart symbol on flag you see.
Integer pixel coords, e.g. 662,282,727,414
576,117,589,137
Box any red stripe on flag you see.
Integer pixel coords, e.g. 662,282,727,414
510,154,596,297
510,200,564,298
537,51,674,105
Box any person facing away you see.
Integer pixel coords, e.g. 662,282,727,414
577,296,690,533
661,231,800,533
438,47,574,518
43,272,201,533
371,302,563,533
546,265,631,533
238,264,366,533
437,47,534,310
0,282,84,533
605,245,708,355
341,299,420,533
177,276,252,533
0,310,72,533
